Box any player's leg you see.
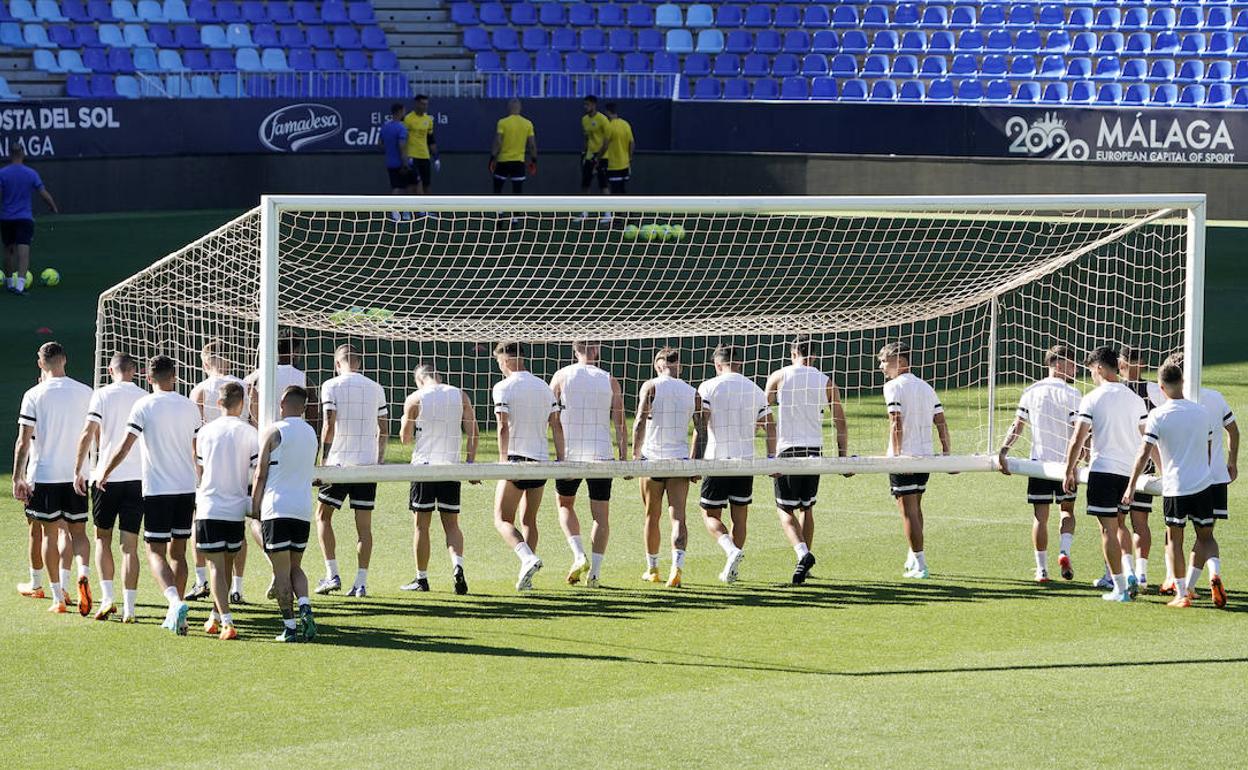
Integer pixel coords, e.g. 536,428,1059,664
640,478,664,581
229,538,247,602
492,172,505,195
168,536,189,601
18,517,45,597
118,530,140,621
775,471,816,584
1129,499,1152,588
1164,521,1189,608
585,481,612,586
269,548,297,640
556,480,589,583
13,241,31,292
38,518,64,607
1032,503,1051,582
402,508,433,591
495,480,542,590
521,485,544,550
63,486,93,615
441,508,468,594
729,503,748,549
665,478,689,586
1057,499,1076,581
94,524,116,614
897,494,926,577
349,491,375,597
202,547,229,633
290,540,315,640
57,521,73,591
700,477,744,583
187,530,211,600
800,508,814,549
314,491,342,593
1189,523,1224,606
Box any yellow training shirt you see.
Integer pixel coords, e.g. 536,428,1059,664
582,112,610,155
495,114,535,163
604,117,634,170
403,112,434,160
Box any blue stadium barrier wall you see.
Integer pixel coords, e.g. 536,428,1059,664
1,98,1246,166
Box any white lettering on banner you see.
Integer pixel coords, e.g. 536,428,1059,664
344,126,380,146
1006,111,1236,164
1004,113,1090,160
0,103,118,158
258,103,343,152
1098,116,1233,152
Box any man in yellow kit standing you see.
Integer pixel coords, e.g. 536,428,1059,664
490,98,537,195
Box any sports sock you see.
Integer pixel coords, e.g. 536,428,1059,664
913,551,927,571
1121,554,1134,577
50,583,63,603
1111,573,1127,593
1208,557,1222,577
416,570,428,580
4,273,11,288
231,575,244,594
716,533,735,556
15,274,25,292
1136,557,1148,583
567,535,586,559
1035,551,1048,571
795,542,810,559
1188,565,1204,592
100,579,114,606
29,568,41,588
673,549,685,569
163,585,180,607
60,568,71,589
284,618,297,630
1175,577,1187,598
589,552,604,579
221,612,233,626
78,563,90,580
123,589,137,615
452,553,464,568
905,549,917,569
646,553,659,570
1059,532,1073,554
325,559,339,579
514,542,535,562
194,567,207,585
297,596,310,607
208,608,219,622
354,568,368,587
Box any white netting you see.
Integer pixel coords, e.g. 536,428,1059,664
95,197,1194,482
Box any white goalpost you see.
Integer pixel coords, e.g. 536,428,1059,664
96,194,1206,491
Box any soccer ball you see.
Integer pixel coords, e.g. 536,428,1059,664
670,225,686,241
24,270,33,287
622,225,639,241
641,224,659,242
40,268,60,287
658,224,673,242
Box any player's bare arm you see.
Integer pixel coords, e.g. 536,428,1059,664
610,375,627,461
1062,422,1091,493
498,413,510,459
251,427,280,518
632,380,654,460
73,420,100,494
889,411,904,457
1120,439,1155,509
376,413,388,465
549,412,566,462
320,410,336,464
11,425,34,501
1228,420,1240,481
997,416,1027,475
461,392,480,483
97,432,139,491
934,412,952,455
399,392,421,445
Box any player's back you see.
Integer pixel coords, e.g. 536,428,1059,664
88,380,146,482
196,415,258,519
322,370,387,466
246,364,307,406
1019,376,1081,462
698,372,768,460
192,373,248,423
130,390,201,494
775,364,828,452
496,114,534,161
0,163,41,219
493,370,557,461
884,372,942,457
19,376,92,483
262,417,318,521
556,363,613,461
1079,382,1147,476
412,383,462,465
1147,398,1214,496
642,374,696,460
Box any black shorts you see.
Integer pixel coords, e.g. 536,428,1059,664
606,167,630,182
26,482,88,523
91,480,143,534
494,160,526,181
1209,482,1228,519
775,446,820,511
700,476,753,510
318,483,377,511
581,157,607,189
144,492,195,542
1163,488,1214,528
409,480,462,514
410,158,432,186
555,477,612,501
1027,477,1076,505
507,454,546,490
889,473,929,498
194,519,245,553
0,218,34,246
262,517,311,553
1085,471,1130,517
1130,491,1153,513
387,166,409,189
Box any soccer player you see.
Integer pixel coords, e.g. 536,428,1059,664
1062,346,1148,603
404,94,439,195
253,385,319,643
692,345,774,584
633,348,699,587
1,146,58,296
879,341,951,579
491,342,565,591
1116,345,1162,588
997,344,1082,582
73,352,146,621
12,341,92,614
99,354,201,633
765,336,848,585
1121,361,1214,608
398,364,478,595
601,103,634,196
579,95,609,196
194,382,258,639
315,345,388,597
380,102,410,199
246,336,310,425
551,341,627,588
490,99,537,196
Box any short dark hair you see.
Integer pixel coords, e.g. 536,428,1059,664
334,344,361,366
1119,345,1144,365
1085,346,1119,370
878,341,910,361
10,145,25,162
1044,344,1074,367
494,341,524,358
149,354,176,380
282,385,308,410
604,101,618,114
389,102,404,115
38,341,65,362
277,336,301,357
1159,362,1183,387
572,340,599,356
791,336,813,358
415,94,429,102
712,344,740,364
219,381,245,408
655,347,679,366
110,352,137,372
584,94,597,103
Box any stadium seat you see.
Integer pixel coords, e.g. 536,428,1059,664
1065,57,1091,80
862,54,887,78
898,79,924,101
1034,55,1062,79
1065,6,1091,30
1035,4,1062,30
1179,83,1204,107
292,2,319,25
686,3,713,28
830,53,856,77
1122,83,1148,106
511,2,536,26
508,51,533,72
985,79,1011,101
89,74,118,97
209,49,234,68
742,52,769,77
782,30,809,53
637,29,661,52
927,78,954,101
627,5,652,27
957,78,984,101
268,2,292,25
156,48,182,70
715,4,742,27
869,79,896,100
986,30,1012,51
982,3,1006,27
713,53,739,76
949,6,974,29
82,47,108,71
200,24,227,48
321,0,348,24
227,22,253,48
66,72,90,96
1151,83,1177,106
1006,4,1034,29
1009,55,1036,78
479,2,506,24
132,47,157,69
1146,59,1175,82
95,22,123,46
123,23,152,46
1120,58,1146,81
1206,60,1232,83
1091,7,1119,31
474,51,502,72
803,5,828,29
861,5,888,28
607,29,631,52
1206,83,1232,107
33,48,61,71
115,74,140,98
957,30,984,52
981,54,1007,77
548,28,574,53
832,5,859,30
1097,33,1124,55
1095,82,1122,104
289,48,313,70
780,75,807,99
840,30,868,54
810,75,836,98
1181,33,1206,56
1014,30,1040,53
811,30,838,54
1153,32,1180,55
1092,57,1121,81
110,0,137,21
893,3,918,27
840,78,866,100
533,49,561,73
893,54,917,78
86,0,116,20
251,23,276,48
665,29,692,54
919,6,946,28
723,77,748,99
1015,81,1040,103
597,4,623,26
654,3,680,27
536,3,563,25
928,31,955,54
520,28,547,52
692,76,721,99
1071,32,1096,54
1044,31,1070,53
1176,59,1204,83
1208,32,1234,57
216,0,240,23
696,29,724,53
241,0,265,24
58,48,88,71
950,53,975,77
1041,81,1067,103
22,23,53,46
62,0,90,21
35,0,67,21
261,47,287,70
279,25,307,49
1120,7,1147,32
800,53,827,76
744,5,770,28
135,0,162,20
872,30,898,53
493,28,519,51
919,55,946,78
755,29,780,54
1148,8,1175,32
182,49,207,68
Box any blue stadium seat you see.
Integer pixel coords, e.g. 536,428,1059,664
1151,83,1177,106
1091,7,1119,31
154,47,182,70
565,51,590,71
742,52,769,77
755,29,781,53
534,49,561,72
278,25,307,49
1121,7,1147,32
1041,81,1067,103
268,2,292,25
537,3,564,25
893,54,917,78
493,27,519,51
1208,60,1232,82
752,77,778,100
951,53,975,76
1120,58,1146,81
1181,33,1206,56
1154,31,1180,55
918,55,946,78
832,5,859,28
744,4,770,28
1148,8,1175,32
1122,83,1148,106
899,30,926,54
362,25,386,51
110,0,137,21
1065,57,1090,79
321,0,347,24
780,75,807,99
1035,4,1063,30
87,0,117,21
95,22,122,46
927,78,954,101
919,6,947,28
1035,54,1063,79
829,53,856,77
252,23,277,47
1009,55,1036,78
680,51,707,75
23,23,53,46
899,79,924,101
1067,7,1091,30
840,30,868,54
957,78,984,101
88,74,117,96
235,47,261,71
697,29,724,53
1007,4,1035,29
810,30,838,54
65,72,91,97
928,31,955,54
1208,7,1232,31
810,75,836,98
1235,9,1248,33
637,29,662,52
1015,81,1040,102
1044,31,1070,53
182,49,207,68
371,51,396,72
292,1,319,25
949,6,974,29
289,48,313,70
862,53,888,77
1124,32,1151,55
985,30,1011,51
240,0,264,24
511,2,537,25
840,78,866,100
1179,83,1204,107
217,1,241,23
801,53,827,76
654,3,680,27
627,5,653,27
774,5,801,29
134,0,161,20
507,51,532,72
597,4,623,26
551,28,576,52
36,0,67,20
725,30,752,53
892,2,918,27
123,22,152,46
132,46,157,69
723,77,748,99
665,29,691,53
580,28,605,52
60,0,87,21
872,29,898,53
480,2,506,24
693,76,721,99
1071,32,1097,54
305,26,332,48
685,3,712,28
803,5,828,29
1095,82,1122,104
1208,32,1234,57
1096,33,1123,55
861,5,888,28
1206,83,1232,107
209,49,235,68
782,30,809,53
1176,7,1201,31
200,24,227,48
1147,59,1175,82
33,48,61,71
713,53,739,76
716,4,743,27
1092,57,1120,80
1177,59,1204,83
869,79,896,100
1014,30,1040,52
59,48,88,71
981,54,1007,77
957,30,984,52
115,73,140,97
984,78,1011,101
46,21,72,45
607,28,631,52
83,47,108,70
979,4,1005,27
623,51,647,72
1235,36,1248,57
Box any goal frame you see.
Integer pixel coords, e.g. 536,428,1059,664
252,193,1205,490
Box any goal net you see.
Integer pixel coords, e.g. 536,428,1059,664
94,195,1204,485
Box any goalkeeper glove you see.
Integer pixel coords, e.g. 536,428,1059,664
527,160,537,176
488,157,496,174
433,156,441,173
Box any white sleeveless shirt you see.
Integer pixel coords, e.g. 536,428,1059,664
775,364,829,452
556,363,614,461
641,374,696,460
411,383,463,465
261,417,318,521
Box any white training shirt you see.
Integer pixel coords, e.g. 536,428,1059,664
1143,398,1214,497
321,371,387,466
1075,381,1148,477
774,364,829,452
493,370,558,461
261,417,318,521
640,374,697,460
555,363,615,462
126,390,202,496
883,372,943,457
86,380,147,483
697,372,769,460
1154,386,1237,486
245,363,307,405
410,383,463,465
18,376,93,484
191,374,249,423
1016,376,1082,463
195,415,259,522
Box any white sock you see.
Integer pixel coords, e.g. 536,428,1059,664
123,589,137,615
15,275,25,292
50,583,63,603
1175,576,1187,597
589,552,604,579
231,575,244,594
451,553,464,568
221,612,233,626
416,570,428,580
1035,551,1048,571
297,595,310,607
208,608,219,621
646,553,659,570
1111,573,1127,592
1208,557,1222,577
100,579,114,605
795,542,810,558
4,273,11,287
284,618,297,630
29,568,41,588
325,559,339,579
568,535,586,559
354,568,368,587
60,568,71,588
1136,557,1148,582
905,549,917,569
195,567,207,585
913,551,927,571
673,549,685,569
162,585,180,607
514,542,535,562
78,563,90,579
1059,532,1073,554
1121,554,1134,577
716,533,735,556
1188,565,1204,591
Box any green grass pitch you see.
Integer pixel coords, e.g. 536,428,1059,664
1,212,1247,767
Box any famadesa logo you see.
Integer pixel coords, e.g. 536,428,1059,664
259,103,343,152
